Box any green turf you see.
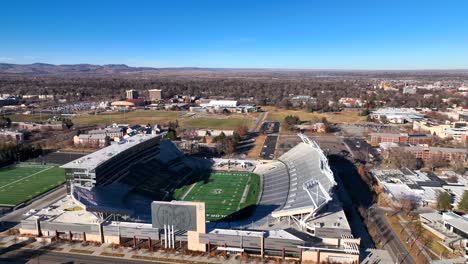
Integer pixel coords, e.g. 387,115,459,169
174,171,260,221
182,117,252,129
0,164,65,207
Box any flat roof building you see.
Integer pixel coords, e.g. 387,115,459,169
148,89,162,101
126,89,139,100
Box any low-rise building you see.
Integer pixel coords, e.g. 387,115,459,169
369,133,432,146
16,122,65,131
444,127,468,143
400,146,468,162
294,123,329,133
88,127,123,138
290,95,317,106
111,101,135,109
413,120,461,138
73,134,108,148
235,104,260,113
403,86,417,94
196,129,234,137
199,99,238,109
420,212,468,257
371,168,446,206
0,130,24,143
371,108,425,124
338,97,365,108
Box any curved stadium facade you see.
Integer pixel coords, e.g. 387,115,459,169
20,133,361,263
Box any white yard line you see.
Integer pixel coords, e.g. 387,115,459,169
180,182,198,200
239,184,250,209
0,166,53,190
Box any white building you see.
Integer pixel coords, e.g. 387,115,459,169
371,108,425,124
199,99,238,108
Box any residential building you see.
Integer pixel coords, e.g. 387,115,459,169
400,146,468,162
88,127,123,138
369,133,432,146
73,134,108,148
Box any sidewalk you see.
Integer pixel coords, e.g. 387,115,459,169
0,234,285,263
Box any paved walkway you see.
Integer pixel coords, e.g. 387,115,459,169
0,235,288,263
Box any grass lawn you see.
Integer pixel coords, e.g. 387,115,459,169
72,111,182,125
0,164,65,207
174,171,260,221
7,114,55,123
246,134,266,159
263,106,366,124
181,117,252,130
11,111,255,130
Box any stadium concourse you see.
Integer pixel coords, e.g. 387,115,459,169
19,133,361,263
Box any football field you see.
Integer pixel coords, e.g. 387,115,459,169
0,163,65,207
175,171,260,221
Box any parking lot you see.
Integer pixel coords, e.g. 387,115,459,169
259,135,278,160
343,138,381,163
260,121,280,134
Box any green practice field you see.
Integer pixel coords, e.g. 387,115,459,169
174,171,260,221
0,163,65,207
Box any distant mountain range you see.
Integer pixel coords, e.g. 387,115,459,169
0,63,188,75
0,63,467,78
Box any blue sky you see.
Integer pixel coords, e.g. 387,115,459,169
1,0,468,69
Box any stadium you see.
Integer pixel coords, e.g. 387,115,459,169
20,133,361,263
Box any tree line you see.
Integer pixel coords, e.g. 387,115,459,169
1,75,465,109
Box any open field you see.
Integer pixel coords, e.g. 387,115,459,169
174,171,260,221
246,134,267,159
9,111,254,130
0,163,65,207
8,114,55,123
182,117,252,129
263,106,367,124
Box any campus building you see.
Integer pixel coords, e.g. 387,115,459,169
148,89,162,101
126,89,139,99
371,108,425,124
400,146,468,162
368,133,432,146
420,212,468,261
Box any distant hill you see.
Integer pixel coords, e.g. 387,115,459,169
0,63,163,75
0,63,467,79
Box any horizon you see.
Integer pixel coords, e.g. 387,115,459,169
1,1,468,69
3,62,468,72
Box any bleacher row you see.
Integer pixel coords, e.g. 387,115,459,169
118,140,195,199
71,140,200,216
277,143,335,214
254,161,289,210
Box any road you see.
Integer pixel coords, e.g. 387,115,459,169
342,138,380,163
0,186,67,231
0,248,162,264
368,206,416,264
249,111,268,133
